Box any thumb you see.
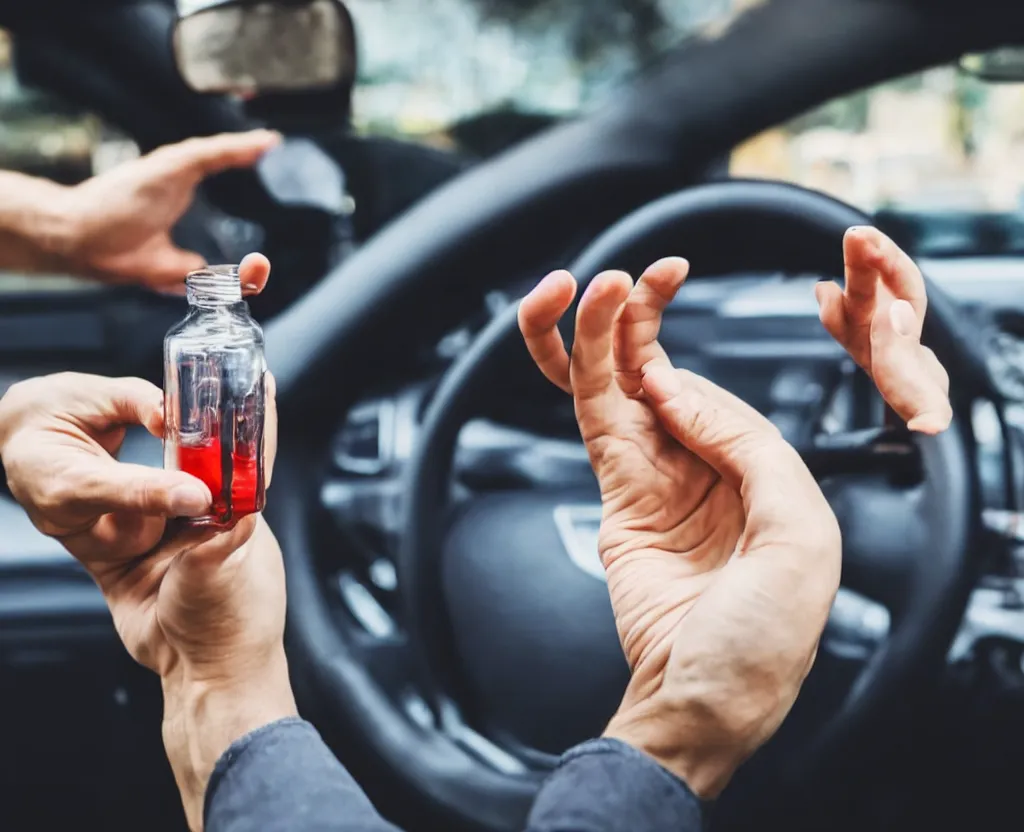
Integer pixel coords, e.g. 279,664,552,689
83,460,212,518
641,365,789,494
641,365,841,578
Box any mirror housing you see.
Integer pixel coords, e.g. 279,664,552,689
174,0,355,95
960,47,1024,82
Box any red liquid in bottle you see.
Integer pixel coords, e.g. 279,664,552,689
178,422,263,526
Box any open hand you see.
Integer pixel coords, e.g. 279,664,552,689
519,259,841,796
815,226,951,433
58,131,280,292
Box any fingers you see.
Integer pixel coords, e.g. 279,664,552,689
146,249,269,297
870,299,952,434
144,244,207,293
813,280,848,347
519,259,689,399
88,376,166,437
240,252,272,297
845,226,926,318
518,270,577,394
148,130,282,180
841,228,882,327
616,257,689,393
571,271,634,402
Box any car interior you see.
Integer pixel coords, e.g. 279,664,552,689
2,0,1024,830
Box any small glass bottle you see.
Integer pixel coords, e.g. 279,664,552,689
164,265,267,527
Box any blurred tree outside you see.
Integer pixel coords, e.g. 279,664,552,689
732,64,1024,214
347,0,747,147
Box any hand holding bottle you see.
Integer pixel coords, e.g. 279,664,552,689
0,253,291,828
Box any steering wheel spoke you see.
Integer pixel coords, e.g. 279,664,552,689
799,427,921,480
818,475,926,612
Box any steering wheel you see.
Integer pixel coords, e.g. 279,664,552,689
266,180,987,831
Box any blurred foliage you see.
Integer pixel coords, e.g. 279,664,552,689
472,0,669,62
467,0,740,63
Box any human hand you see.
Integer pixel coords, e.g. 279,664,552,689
519,259,841,797
54,131,280,292
0,253,291,829
815,226,952,433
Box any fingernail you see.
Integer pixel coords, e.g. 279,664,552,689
890,300,917,337
642,366,682,399
847,225,882,257
169,484,211,517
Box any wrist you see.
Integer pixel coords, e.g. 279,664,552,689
603,698,744,799
0,171,80,273
161,648,297,831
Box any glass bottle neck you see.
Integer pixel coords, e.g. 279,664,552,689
186,266,242,308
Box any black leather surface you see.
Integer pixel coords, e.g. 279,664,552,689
441,491,627,755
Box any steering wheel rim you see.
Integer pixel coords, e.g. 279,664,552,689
402,182,982,806
272,180,986,831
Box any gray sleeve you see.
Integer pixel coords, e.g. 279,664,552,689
204,718,401,832
525,738,708,832
205,720,706,832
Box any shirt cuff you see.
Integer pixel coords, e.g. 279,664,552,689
202,717,312,820
528,738,710,832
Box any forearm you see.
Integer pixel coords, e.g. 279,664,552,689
160,520,299,831
0,171,76,274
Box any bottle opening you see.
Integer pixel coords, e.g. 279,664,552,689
186,265,242,306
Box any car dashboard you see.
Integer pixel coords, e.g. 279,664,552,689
4,260,1024,646
3,258,1024,821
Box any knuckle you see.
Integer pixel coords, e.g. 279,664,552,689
35,479,75,515
669,392,714,441
125,476,159,512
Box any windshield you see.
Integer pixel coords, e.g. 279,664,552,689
346,0,751,144
732,66,1024,257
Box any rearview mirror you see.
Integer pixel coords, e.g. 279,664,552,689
959,47,1024,82
174,0,355,95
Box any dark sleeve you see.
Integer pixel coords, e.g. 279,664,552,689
206,720,706,832
526,738,708,832
204,718,402,832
